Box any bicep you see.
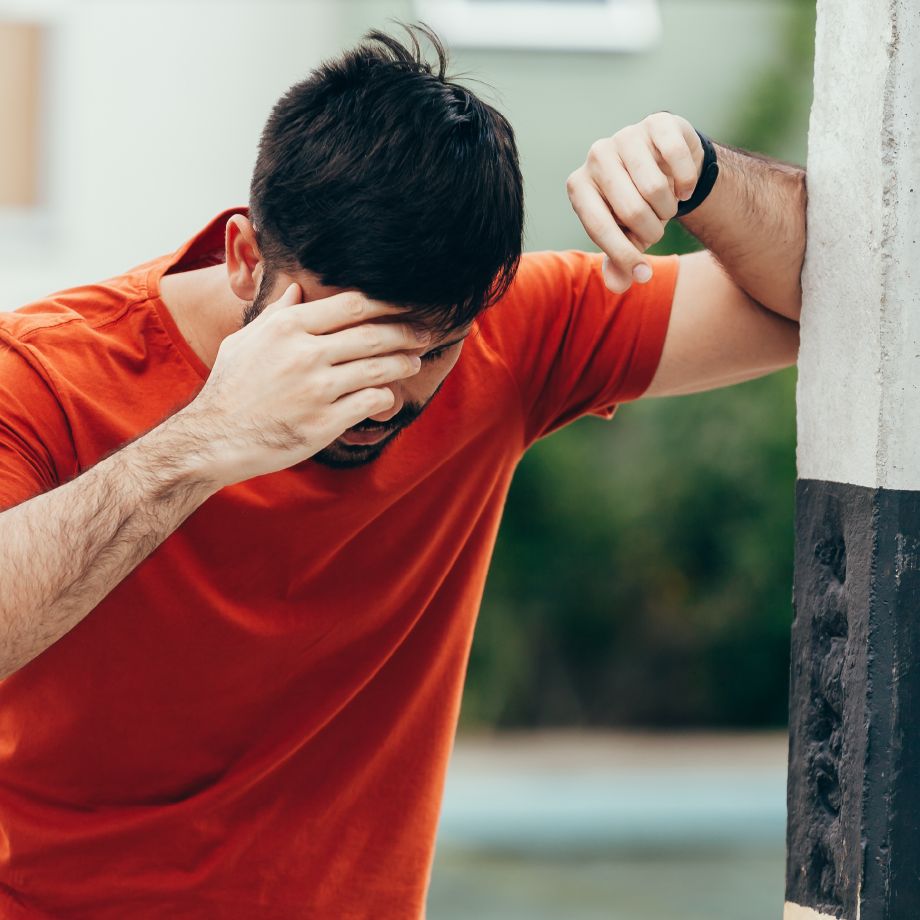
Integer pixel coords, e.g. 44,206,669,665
643,250,799,399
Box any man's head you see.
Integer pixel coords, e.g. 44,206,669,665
225,25,524,466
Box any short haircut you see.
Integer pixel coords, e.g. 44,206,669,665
249,24,524,333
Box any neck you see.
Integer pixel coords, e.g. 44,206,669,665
159,265,243,369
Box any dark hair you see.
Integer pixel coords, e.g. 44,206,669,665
249,24,524,333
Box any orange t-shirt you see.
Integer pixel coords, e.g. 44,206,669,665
0,210,677,919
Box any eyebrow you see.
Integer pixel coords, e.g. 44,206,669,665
425,333,469,354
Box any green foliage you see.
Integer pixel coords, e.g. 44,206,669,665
462,1,816,729
464,372,798,728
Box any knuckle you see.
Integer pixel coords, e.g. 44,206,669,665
365,358,385,382
312,370,335,399
345,294,365,318
586,140,605,165
619,203,647,226
565,170,581,199
402,323,422,345
638,176,669,200
621,123,643,142
366,387,391,410
659,140,685,161
313,408,333,433
301,344,322,370
361,327,383,353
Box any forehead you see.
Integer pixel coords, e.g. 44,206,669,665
281,270,471,346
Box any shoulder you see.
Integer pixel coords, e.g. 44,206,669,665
478,249,679,339
2,266,150,338
500,249,678,303
0,266,163,383
500,250,603,304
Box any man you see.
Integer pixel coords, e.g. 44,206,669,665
0,25,802,919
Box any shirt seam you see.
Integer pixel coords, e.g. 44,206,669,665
15,291,153,344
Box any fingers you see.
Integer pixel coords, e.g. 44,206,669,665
331,387,397,431
616,129,680,222
321,321,428,364
644,114,702,201
590,153,663,248
286,291,406,335
566,173,649,292
327,353,421,399
257,282,303,319
570,113,705,292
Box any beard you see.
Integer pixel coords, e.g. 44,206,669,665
312,389,441,468
241,274,276,327
241,275,440,469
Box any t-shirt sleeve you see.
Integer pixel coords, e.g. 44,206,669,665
484,250,679,444
0,331,76,511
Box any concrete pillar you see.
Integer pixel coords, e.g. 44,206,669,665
786,1,920,919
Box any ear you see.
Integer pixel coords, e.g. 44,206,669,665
225,215,264,301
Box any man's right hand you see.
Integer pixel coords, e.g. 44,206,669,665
0,285,429,677
176,284,425,487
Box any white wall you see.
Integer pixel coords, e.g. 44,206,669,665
0,0,796,308
0,0,342,307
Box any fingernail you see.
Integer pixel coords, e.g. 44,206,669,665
633,264,653,284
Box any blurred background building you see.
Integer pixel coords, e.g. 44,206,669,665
0,1,817,916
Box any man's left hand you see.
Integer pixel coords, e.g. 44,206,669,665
566,112,703,293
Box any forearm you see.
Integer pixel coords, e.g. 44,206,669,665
680,144,807,322
0,412,218,679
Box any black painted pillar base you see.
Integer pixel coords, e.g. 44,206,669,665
786,480,920,920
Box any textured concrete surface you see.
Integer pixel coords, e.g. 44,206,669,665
787,482,872,919
788,481,920,918
797,0,920,491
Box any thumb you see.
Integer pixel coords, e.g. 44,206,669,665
260,282,302,317
251,281,303,324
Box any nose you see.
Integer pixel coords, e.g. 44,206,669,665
367,385,405,423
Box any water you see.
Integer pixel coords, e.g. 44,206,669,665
427,732,787,920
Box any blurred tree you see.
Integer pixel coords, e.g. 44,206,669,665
462,0,817,729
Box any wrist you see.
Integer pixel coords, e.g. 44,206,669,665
129,409,226,498
676,130,720,218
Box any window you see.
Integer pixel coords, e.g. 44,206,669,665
414,0,661,52
0,21,42,208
